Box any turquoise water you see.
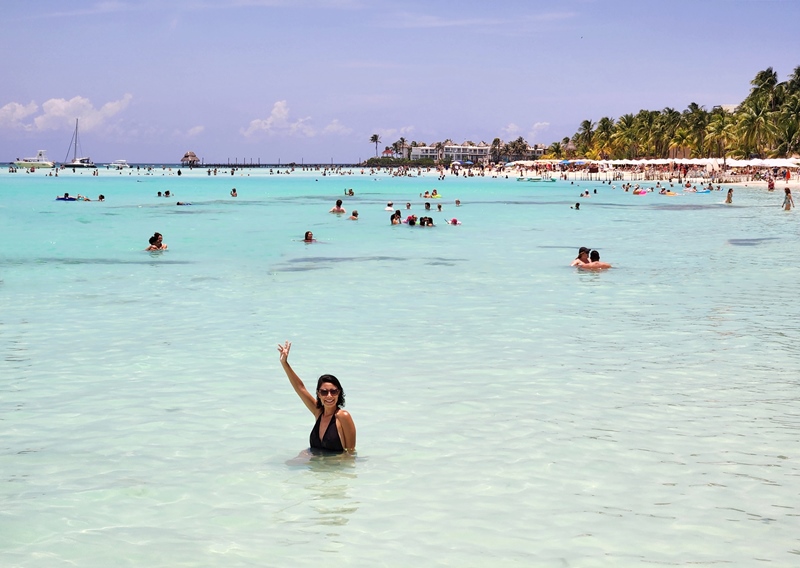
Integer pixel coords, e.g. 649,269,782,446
2,167,799,566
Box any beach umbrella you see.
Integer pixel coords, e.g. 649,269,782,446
464,160,473,165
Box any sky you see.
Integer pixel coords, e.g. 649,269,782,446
1,0,798,164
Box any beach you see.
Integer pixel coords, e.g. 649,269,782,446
1,166,799,567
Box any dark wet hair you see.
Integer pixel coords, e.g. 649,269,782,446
315,374,345,409
590,250,600,262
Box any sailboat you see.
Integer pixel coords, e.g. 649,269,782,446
62,119,96,168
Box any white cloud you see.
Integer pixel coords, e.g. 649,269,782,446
528,121,550,141
502,123,521,137
0,95,132,132
322,119,353,135
241,100,316,138
0,101,38,130
34,94,133,131
374,125,415,140
172,125,206,138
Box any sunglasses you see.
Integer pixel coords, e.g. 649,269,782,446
318,388,339,396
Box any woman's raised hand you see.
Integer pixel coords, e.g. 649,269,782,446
277,340,292,363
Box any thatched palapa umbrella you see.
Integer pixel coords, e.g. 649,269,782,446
180,151,200,166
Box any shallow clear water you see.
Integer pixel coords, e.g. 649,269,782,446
1,167,799,566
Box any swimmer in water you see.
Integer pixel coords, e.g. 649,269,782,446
570,246,590,266
578,250,612,270
145,232,167,251
303,231,316,242
330,199,346,214
278,340,356,453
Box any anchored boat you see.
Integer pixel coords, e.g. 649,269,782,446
62,119,96,168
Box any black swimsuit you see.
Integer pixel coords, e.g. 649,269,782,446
310,412,344,453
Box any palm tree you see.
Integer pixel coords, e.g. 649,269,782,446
490,138,503,162
398,137,408,159
594,117,614,159
683,103,709,157
669,128,691,159
611,114,637,158
576,119,595,154
434,142,444,162
748,67,780,111
658,107,682,158
705,107,735,160
737,97,775,158
548,142,563,159
772,93,800,157
369,134,381,157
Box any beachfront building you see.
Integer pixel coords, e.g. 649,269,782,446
410,143,491,164
530,144,547,158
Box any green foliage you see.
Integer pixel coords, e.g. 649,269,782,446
560,66,800,159
362,157,436,167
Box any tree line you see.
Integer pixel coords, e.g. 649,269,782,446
369,66,800,163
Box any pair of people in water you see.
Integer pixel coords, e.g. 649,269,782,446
145,232,167,250
278,341,356,454
571,246,611,270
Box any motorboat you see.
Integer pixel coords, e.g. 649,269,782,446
517,175,556,182
62,118,96,168
14,150,55,169
107,159,131,170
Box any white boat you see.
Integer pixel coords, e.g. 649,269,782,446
62,119,96,168
14,150,55,169
107,159,131,170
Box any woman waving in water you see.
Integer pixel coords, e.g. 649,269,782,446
278,341,356,454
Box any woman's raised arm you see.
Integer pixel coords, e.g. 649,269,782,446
277,341,318,415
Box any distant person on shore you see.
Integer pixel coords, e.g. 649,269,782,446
303,231,316,242
725,188,733,204
231,188,238,197
571,247,590,266
783,188,793,211
348,210,359,220
330,199,346,214
578,250,611,270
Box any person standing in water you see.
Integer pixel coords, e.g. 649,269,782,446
278,341,356,454
725,188,733,204
783,188,794,211
330,199,346,214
